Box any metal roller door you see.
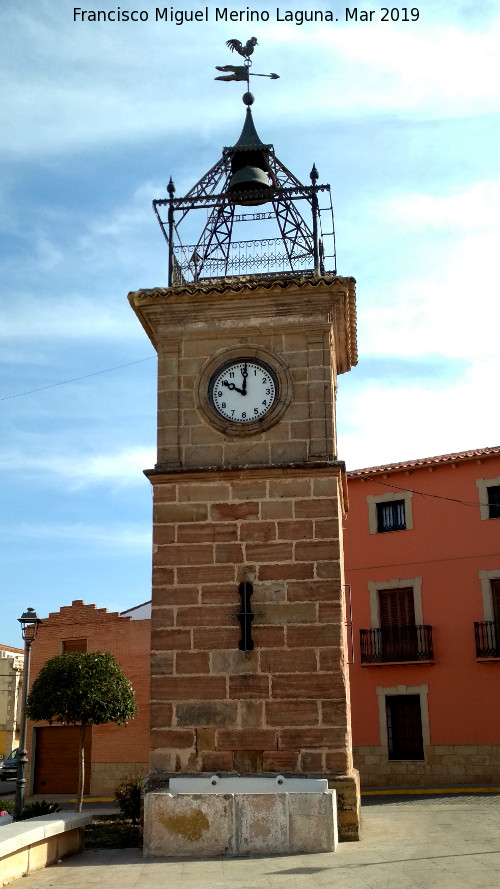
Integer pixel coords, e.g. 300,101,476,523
33,726,91,794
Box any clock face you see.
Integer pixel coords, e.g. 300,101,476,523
209,359,278,424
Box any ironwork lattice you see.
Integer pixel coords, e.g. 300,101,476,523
153,129,336,285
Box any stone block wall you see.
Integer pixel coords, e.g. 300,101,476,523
354,745,500,787
157,326,337,470
148,465,360,839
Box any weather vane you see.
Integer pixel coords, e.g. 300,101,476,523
215,38,279,94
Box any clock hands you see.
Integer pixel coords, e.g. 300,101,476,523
222,380,245,394
222,363,248,396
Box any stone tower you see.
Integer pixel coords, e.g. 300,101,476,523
129,50,360,851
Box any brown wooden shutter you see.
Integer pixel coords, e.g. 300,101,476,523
379,588,415,627
491,580,500,621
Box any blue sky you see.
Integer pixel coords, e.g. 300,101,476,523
1,1,499,646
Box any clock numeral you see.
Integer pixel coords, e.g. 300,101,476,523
266,388,271,395
262,400,267,406
221,402,226,409
242,412,247,419
217,390,223,397
231,409,235,416
254,408,258,415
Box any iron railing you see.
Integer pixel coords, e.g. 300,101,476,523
173,237,315,279
360,625,434,664
474,621,500,658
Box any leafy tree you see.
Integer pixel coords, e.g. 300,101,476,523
26,651,137,812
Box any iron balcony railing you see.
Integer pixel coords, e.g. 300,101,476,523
360,625,434,664
474,621,500,658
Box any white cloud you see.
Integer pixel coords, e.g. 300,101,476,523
0,293,139,343
358,180,500,360
268,17,500,118
382,181,500,231
338,355,500,470
0,446,156,489
2,6,499,159
0,521,151,550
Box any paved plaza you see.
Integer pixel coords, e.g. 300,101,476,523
13,794,500,889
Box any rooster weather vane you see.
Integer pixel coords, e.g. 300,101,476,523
215,37,279,89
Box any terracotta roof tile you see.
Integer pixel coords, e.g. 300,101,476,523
348,445,500,478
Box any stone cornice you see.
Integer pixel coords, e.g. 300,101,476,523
128,275,357,374
144,460,346,483
144,460,348,512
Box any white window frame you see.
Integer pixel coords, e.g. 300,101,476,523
479,569,500,622
376,684,430,756
476,476,500,521
368,577,423,629
367,490,414,535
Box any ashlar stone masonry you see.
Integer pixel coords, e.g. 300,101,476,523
129,276,360,841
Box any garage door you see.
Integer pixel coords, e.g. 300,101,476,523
34,726,91,794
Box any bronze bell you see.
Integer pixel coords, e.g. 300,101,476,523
227,165,273,206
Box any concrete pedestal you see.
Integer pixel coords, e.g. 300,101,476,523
143,788,338,857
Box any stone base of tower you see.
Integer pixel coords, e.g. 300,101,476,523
143,784,338,857
328,769,361,841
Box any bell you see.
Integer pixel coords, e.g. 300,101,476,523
227,165,273,206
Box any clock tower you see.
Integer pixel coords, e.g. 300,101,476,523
129,45,360,854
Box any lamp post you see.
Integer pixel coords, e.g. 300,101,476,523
15,608,41,820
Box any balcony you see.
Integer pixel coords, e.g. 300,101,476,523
360,625,434,665
474,621,500,659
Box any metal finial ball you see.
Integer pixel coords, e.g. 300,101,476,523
242,91,255,106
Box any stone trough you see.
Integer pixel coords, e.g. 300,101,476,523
144,775,337,857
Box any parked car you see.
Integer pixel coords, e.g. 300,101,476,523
0,748,19,779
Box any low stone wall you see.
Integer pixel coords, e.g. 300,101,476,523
90,762,148,796
354,744,500,787
0,813,91,886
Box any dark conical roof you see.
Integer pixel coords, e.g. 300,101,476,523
224,108,273,154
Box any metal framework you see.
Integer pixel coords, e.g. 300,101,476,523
153,134,336,286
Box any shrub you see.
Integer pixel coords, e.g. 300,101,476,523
0,798,14,814
16,800,61,821
114,774,143,823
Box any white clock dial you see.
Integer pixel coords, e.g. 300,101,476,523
210,359,278,424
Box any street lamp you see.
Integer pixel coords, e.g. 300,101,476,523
15,608,41,820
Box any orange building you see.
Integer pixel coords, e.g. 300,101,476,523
345,446,500,787
26,600,150,797
25,446,500,795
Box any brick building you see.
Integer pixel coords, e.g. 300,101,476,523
26,601,150,796
345,445,500,787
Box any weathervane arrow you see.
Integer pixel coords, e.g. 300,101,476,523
215,66,279,82
214,38,279,83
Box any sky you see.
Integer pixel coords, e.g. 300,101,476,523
1,0,499,646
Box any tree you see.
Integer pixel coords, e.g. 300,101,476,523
26,651,137,812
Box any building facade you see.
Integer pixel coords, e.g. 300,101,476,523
26,600,150,796
345,446,500,787
0,643,24,759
